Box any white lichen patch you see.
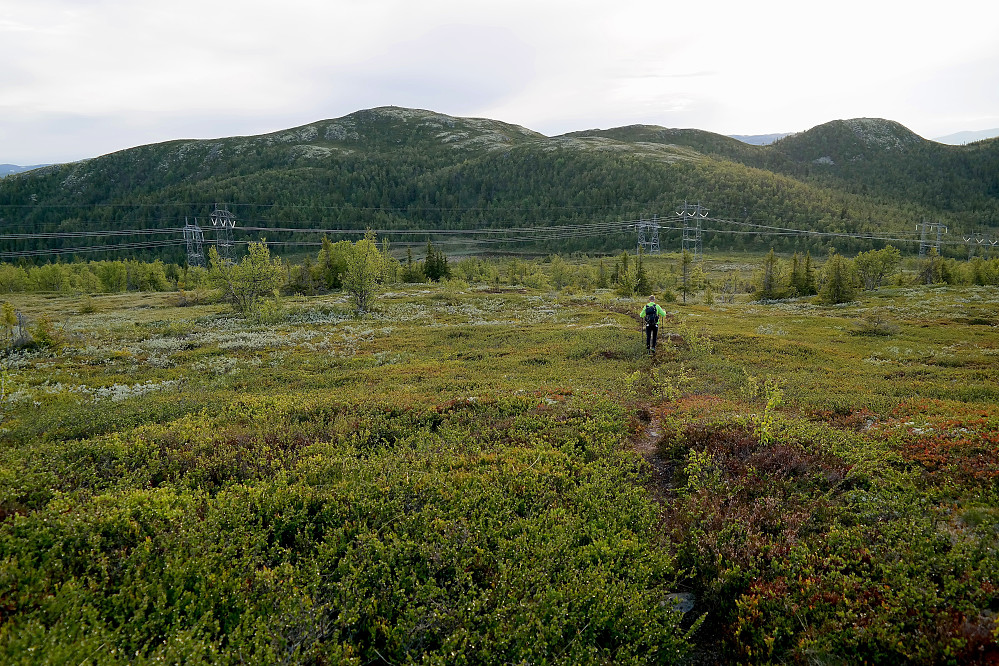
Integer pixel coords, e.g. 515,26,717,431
755,324,787,336
192,356,243,376
290,145,334,160
274,126,319,143
324,121,360,142
436,131,469,144
575,320,622,330
844,118,921,151
3,377,182,405
92,379,182,402
371,107,434,122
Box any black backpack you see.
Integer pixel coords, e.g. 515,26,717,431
644,303,659,326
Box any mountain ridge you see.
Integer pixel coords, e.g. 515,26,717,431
1,106,996,261
4,110,997,165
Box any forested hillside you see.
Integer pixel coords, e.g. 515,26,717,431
766,119,999,220
1,107,996,262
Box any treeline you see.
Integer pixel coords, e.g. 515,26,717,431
752,246,999,304
5,243,999,304
0,242,461,298
6,242,999,352
0,259,199,294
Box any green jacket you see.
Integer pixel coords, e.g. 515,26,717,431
639,302,667,325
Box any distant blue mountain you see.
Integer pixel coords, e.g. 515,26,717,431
0,164,52,177
728,133,790,146
932,129,999,145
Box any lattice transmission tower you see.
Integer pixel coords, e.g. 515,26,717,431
677,201,707,260
964,231,995,259
210,204,237,264
637,214,661,254
917,219,947,258
183,217,206,267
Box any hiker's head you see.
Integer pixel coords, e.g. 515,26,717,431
649,295,656,302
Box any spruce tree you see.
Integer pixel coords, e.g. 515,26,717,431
634,251,651,296
597,260,609,289
817,251,856,304
918,247,944,285
757,249,784,300
403,247,415,282
423,241,450,282
790,252,804,296
679,250,694,304
802,251,817,295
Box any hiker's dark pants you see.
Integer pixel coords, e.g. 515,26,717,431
645,324,658,350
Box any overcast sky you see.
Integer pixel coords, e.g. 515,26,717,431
3,0,999,165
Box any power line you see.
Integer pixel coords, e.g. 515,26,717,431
0,201,656,212
0,239,185,259
1,206,982,260
0,221,643,258
0,228,185,240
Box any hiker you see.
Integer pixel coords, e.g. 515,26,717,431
639,295,667,353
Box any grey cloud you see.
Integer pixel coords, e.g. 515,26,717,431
323,24,537,115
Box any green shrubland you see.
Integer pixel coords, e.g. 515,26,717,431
1,249,998,663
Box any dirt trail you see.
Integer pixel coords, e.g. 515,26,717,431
630,410,678,500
